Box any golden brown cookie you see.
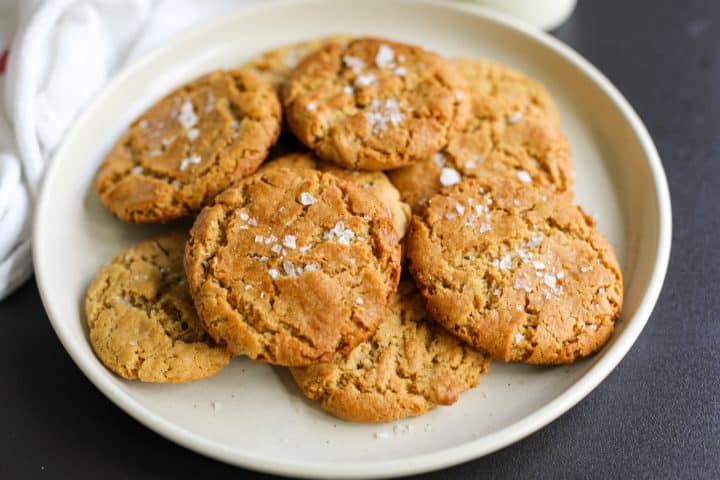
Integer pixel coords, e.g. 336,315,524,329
96,69,281,223
388,59,573,212
260,153,412,239
243,35,353,93
185,167,402,366
407,177,623,364
291,279,490,423
85,232,231,383
283,37,472,170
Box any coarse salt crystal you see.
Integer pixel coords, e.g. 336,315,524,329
355,73,377,87
254,235,264,243
515,279,532,293
394,66,406,76
239,212,249,221
439,167,461,186
343,85,354,95
306,102,317,112
180,154,202,171
271,244,283,254
514,333,525,344
580,265,593,273
543,274,557,289
343,55,365,74
364,98,404,133
507,110,523,124
516,170,532,183
527,233,544,248
300,192,317,206
265,235,277,244
532,261,545,270
268,268,280,279
356,297,364,305
245,284,252,290
283,260,296,277
556,271,565,279
283,235,297,249
445,212,456,220
375,44,395,68
433,152,445,167
455,90,465,102
499,254,512,270
304,263,320,272
178,100,197,129
455,203,465,215
257,256,269,262
493,288,502,296
187,128,199,141
130,166,143,175
299,245,313,253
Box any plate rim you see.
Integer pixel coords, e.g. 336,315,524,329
32,0,672,477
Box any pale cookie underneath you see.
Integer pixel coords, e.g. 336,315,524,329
291,280,490,422
85,232,231,383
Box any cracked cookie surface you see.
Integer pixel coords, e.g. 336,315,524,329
283,37,471,170
95,69,281,223
389,59,573,212
184,167,402,366
291,279,490,422
243,35,353,93
260,153,412,239
407,177,623,364
84,232,231,383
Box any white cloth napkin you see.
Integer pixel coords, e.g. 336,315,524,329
0,0,261,300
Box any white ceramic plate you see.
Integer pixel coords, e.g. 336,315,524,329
33,0,671,477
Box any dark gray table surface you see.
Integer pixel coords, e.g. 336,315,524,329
2,0,718,478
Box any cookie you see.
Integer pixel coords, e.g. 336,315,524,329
243,35,353,93
185,167,402,366
388,59,573,212
96,69,281,223
260,153,412,239
406,177,623,364
283,37,472,170
85,232,231,383
291,279,490,422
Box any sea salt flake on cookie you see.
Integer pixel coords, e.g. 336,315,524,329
300,192,317,205
375,44,395,68
180,154,202,171
439,167,461,187
283,235,297,249
516,170,532,183
343,55,365,74
507,110,523,124
178,100,198,129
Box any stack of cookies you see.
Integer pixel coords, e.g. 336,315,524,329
85,36,623,423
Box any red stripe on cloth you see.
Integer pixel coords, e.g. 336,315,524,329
0,50,8,75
